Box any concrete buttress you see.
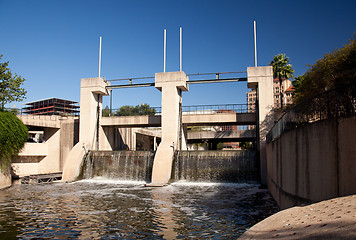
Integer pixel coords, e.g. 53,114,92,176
148,72,189,186
62,77,110,181
247,66,274,185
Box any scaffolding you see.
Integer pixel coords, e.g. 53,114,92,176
22,98,79,116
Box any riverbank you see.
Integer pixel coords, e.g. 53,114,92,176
240,194,356,239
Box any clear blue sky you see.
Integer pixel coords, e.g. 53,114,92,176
1,0,355,109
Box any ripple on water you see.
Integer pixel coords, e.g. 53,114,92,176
0,180,278,239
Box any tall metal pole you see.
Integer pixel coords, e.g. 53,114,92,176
254,21,257,67
164,29,166,72
180,27,182,71
99,36,102,78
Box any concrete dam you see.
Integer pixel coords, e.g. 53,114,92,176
7,67,273,187
79,150,258,184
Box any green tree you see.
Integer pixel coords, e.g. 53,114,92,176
293,35,356,103
270,54,294,109
0,111,28,171
115,103,156,116
0,55,27,111
102,106,111,117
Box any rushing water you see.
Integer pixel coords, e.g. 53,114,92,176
173,150,258,183
0,180,278,239
82,150,258,184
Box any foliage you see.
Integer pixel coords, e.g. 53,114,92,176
270,54,294,109
0,55,27,110
114,103,156,116
5,108,20,115
239,141,252,150
102,106,111,117
0,111,28,171
217,142,224,150
270,54,295,80
293,35,356,103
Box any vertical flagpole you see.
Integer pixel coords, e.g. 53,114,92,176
99,36,102,78
180,27,182,71
253,21,257,67
164,29,166,72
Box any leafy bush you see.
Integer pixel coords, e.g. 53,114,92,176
0,111,28,171
115,104,156,116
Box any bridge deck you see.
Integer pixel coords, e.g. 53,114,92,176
101,113,256,127
17,115,78,128
187,130,256,143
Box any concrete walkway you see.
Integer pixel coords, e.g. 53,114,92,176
240,194,356,239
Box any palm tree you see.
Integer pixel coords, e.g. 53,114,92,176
270,54,294,110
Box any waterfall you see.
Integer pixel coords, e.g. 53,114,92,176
80,151,154,182
172,150,258,183
80,150,258,184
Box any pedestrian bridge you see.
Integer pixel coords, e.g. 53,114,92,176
187,129,255,143
18,115,63,129
101,112,256,128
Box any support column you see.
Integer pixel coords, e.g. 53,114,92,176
148,71,189,186
247,66,274,185
62,77,110,181
79,77,110,149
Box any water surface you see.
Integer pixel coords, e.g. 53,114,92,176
0,179,278,239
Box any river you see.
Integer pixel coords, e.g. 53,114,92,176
0,179,278,239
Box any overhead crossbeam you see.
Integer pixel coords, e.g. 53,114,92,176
106,77,247,89
107,82,155,90
188,77,247,84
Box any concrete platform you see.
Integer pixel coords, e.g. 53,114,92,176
240,194,356,239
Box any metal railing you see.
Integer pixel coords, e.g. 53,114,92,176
266,82,356,143
107,104,254,117
182,104,252,114
106,71,247,89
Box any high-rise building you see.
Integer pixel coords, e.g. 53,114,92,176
247,78,294,110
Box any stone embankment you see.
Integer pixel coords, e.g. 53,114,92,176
240,194,356,239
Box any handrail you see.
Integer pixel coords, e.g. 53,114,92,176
106,103,255,117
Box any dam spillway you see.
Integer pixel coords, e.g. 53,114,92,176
80,151,154,182
80,150,258,184
173,150,258,183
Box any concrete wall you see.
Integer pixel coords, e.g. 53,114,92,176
0,169,11,189
267,116,356,209
13,117,78,177
101,126,161,151
100,127,136,150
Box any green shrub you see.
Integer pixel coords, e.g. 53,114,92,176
0,111,28,171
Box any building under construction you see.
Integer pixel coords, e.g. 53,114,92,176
22,98,79,116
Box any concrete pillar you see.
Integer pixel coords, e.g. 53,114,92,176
62,77,110,181
247,66,274,185
148,71,189,186
79,77,110,149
